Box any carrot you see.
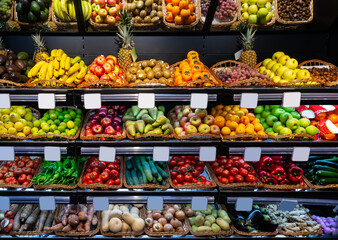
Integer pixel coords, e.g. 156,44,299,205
13,205,25,231
20,204,35,223
37,210,49,231
24,206,40,230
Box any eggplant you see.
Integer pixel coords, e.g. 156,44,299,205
259,220,278,232
246,210,264,226
0,54,6,65
5,59,13,67
7,54,17,61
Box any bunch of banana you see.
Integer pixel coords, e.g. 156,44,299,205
28,49,87,86
53,0,92,22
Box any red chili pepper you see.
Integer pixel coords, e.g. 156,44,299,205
265,178,278,185
271,165,286,181
260,156,274,171
280,179,290,185
259,170,271,183
287,165,303,182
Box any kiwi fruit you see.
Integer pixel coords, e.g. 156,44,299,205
136,1,144,9
157,11,163,18
140,10,147,18
145,0,152,7
131,2,137,10
149,59,156,67
129,67,138,74
130,75,137,82
137,71,147,80
161,62,169,69
144,67,152,72
163,69,171,78
141,61,149,68
144,16,152,23
134,16,142,22
154,71,163,78
146,70,155,79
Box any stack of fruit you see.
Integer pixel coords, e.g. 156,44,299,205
81,156,121,186
309,108,338,140
240,0,274,25
0,106,37,137
210,105,266,138
0,0,12,22
123,105,174,137
83,105,126,138
254,105,319,137
174,51,219,87
307,66,338,85
258,51,312,84
210,155,258,185
31,107,82,137
201,0,237,22
91,0,123,24
126,0,162,24
168,105,221,138
16,0,50,23
126,59,174,86
84,55,125,86
53,0,92,22
169,156,213,187
164,0,197,25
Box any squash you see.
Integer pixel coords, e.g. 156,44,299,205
132,217,145,232
120,205,130,214
121,222,131,233
134,204,144,208
130,207,139,216
101,210,110,233
121,213,135,226
109,217,123,233
109,209,122,220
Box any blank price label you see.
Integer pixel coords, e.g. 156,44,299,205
292,147,310,162
199,147,216,162
234,49,243,61
0,94,11,109
0,147,15,161
191,197,208,211
138,93,155,109
84,93,101,109
190,93,208,109
153,147,169,162
99,147,116,162
244,147,261,162
38,93,55,109
93,197,109,211
240,93,258,109
147,197,163,210
235,198,253,212
39,197,56,211
278,200,298,211
0,197,10,210
44,147,61,161
283,92,301,108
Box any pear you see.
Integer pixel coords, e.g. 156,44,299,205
127,124,136,136
144,123,153,133
152,115,167,127
141,114,154,124
125,121,136,127
148,106,158,120
135,120,145,134
122,115,136,122
131,106,140,117
149,127,162,134
157,111,164,117
158,105,165,112
136,109,148,120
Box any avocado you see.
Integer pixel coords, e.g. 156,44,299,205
17,52,29,60
16,2,23,13
39,10,48,21
36,0,45,9
30,1,40,15
27,11,37,23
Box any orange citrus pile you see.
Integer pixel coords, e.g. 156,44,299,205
165,0,197,25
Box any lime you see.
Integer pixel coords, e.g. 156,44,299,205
50,124,58,132
67,121,75,129
56,107,63,113
44,113,50,119
31,127,39,133
64,114,71,120
74,119,81,127
50,113,57,120
41,117,48,122
49,110,55,114
76,109,82,114
53,130,61,135
33,120,40,128
47,120,54,125
63,118,70,123
76,114,82,120
54,119,61,125
69,111,76,120
68,129,77,136
58,114,64,121
42,125,50,132
58,125,66,132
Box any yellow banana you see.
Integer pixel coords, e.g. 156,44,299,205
54,58,60,71
54,69,59,78
38,62,49,80
59,75,68,82
47,61,54,79
79,60,86,67
65,57,71,70
59,68,65,76
60,53,67,69
76,66,87,79
28,61,45,78
67,63,80,76
71,56,81,65
51,49,57,59
65,77,76,84
57,49,64,61
61,0,68,14
74,78,83,84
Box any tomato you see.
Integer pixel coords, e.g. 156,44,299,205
102,168,110,174
33,163,38,169
101,172,109,182
85,173,91,181
87,180,94,184
176,174,184,183
95,178,103,184
199,176,206,182
205,181,212,185
0,166,8,174
196,181,204,185
192,178,198,183
27,174,32,181
242,163,251,170
169,159,177,168
170,171,178,179
98,161,106,170
110,170,119,180
185,159,192,165
9,166,17,173
14,156,20,162
22,167,31,175
6,162,13,167
195,166,204,173
245,174,257,183
92,167,100,175
33,158,40,164
85,168,92,174
224,163,232,170
214,167,224,176
217,175,222,181
90,162,98,168
0,173,3,179
230,167,239,176
239,168,248,177
90,172,98,180
220,177,229,184
18,174,27,184
233,160,241,168
221,169,229,178
228,175,235,183
248,170,256,176
83,181,88,185
172,179,178,185
25,161,34,168
17,160,25,168
235,174,244,183
179,166,188,175
4,172,14,179
83,176,87,183
184,173,193,183
183,182,191,185
197,161,205,167
238,159,245,167
177,160,185,166
107,163,115,170
114,178,121,185
5,177,16,184
106,179,114,185
191,168,200,177
22,181,30,186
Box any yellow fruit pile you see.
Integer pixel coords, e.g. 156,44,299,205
28,49,87,86
211,105,266,137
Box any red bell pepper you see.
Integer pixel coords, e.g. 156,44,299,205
271,165,286,181
288,165,303,182
280,179,290,185
260,156,274,171
259,170,271,183
265,178,278,185
291,179,306,187
271,156,288,167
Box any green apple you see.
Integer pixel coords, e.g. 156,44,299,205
273,76,281,83
248,5,258,14
248,0,257,5
261,110,271,118
293,69,300,75
265,105,271,111
279,127,292,135
294,127,306,134
248,14,258,24
265,2,271,10
285,58,298,70
266,60,277,70
296,69,311,80
273,121,284,133
271,63,282,73
282,69,296,81
257,0,267,7
262,58,272,66
299,118,310,128
271,105,281,109
283,107,295,112
271,108,285,118
280,112,292,123
265,127,274,133
306,125,318,135
241,3,249,12
278,55,291,65
272,51,285,61
33,120,40,128
266,115,278,126
262,122,269,130
286,118,300,131
241,12,249,21
260,118,266,123
276,66,288,76
265,11,273,21
254,105,264,114
257,7,268,18
290,111,300,119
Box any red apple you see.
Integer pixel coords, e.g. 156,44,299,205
183,122,191,131
92,11,98,19
118,105,126,114
92,115,101,121
106,56,117,65
103,62,113,73
100,74,110,81
85,129,94,136
101,117,112,128
107,15,116,25
88,119,99,128
109,6,118,16
114,125,122,132
106,59,115,68
107,0,116,6
190,116,202,127
113,116,122,124
92,124,103,134
210,125,220,135
96,55,106,65
104,125,115,134
99,106,108,111
89,63,97,73
204,115,215,125
97,0,105,7
94,65,105,77
98,110,107,118
179,116,188,127
112,65,120,75
104,4,109,11
108,72,117,81
107,109,115,115
95,15,103,23
99,8,108,18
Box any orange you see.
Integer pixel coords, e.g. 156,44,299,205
235,110,245,118
240,116,250,125
166,3,174,12
328,113,338,124
172,0,180,6
230,115,240,123
220,111,227,118
238,123,245,128
214,116,225,128
225,119,232,127
324,133,336,140
254,123,263,132
236,126,245,134
233,105,240,111
246,127,255,134
216,105,224,110
240,108,249,115
216,109,223,115
228,121,238,130
229,110,236,115
246,113,256,122
310,120,318,126
225,113,233,120
230,131,236,136
211,109,216,116
246,123,254,129
188,3,195,12
257,130,266,136
172,6,180,16
252,118,260,124
224,106,232,112
221,127,231,135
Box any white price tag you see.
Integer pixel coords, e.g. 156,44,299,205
84,93,101,109
199,147,216,162
153,147,169,162
147,197,163,210
283,92,301,108
234,49,243,61
240,93,258,109
93,197,109,210
0,147,15,161
190,93,208,109
138,93,155,109
0,197,10,210
39,196,56,210
0,94,11,109
244,147,261,162
292,147,310,162
99,147,116,162
191,197,208,211
38,93,55,109
278,200,298,211
44,147,61,161
235,198,253,212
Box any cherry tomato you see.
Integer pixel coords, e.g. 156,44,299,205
192,178,198,183
239,168,248,177
245,174,257,183
90,172,98,180
92,167,100,175
179,166,187,175
176,174,184,183
248,170,256,176
230,167,239,176
170,171,178,179
172,179,178,185
221,169,229,178
107,163,115,170
185,159,192,165
184,173,193,183
228,175,235,183
177,160,185,167
85,168,92,174
235,174,244,183
169,159,177,167
85,173,91,181
102,168,111,174
197,161,205,167
114,178,121,185
220,177,229,184
214,167,224,176
101,172,109,182
90,161,98,168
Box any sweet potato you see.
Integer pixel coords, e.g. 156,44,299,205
68,214,79,227
24,206,40,230
13,205,25,231
76,222,85,232
84,205,94,232
62,224,72,232
91,215,98,226
45,223,63,231
78,205,88,221
62,205,71,225
20,204,35,223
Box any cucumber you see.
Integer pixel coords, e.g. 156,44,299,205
314,160,338,168
156,165,168,178
126,170,134,185
136,170,144,184
131,169,139,185
316,170,338,178
156,161,166,169
319,177,338,185
140,170,148,184
126,159,133,170
309,156,330,161
141,157,153,182
317,157,338,162
148,160,158,178
313,165,338,173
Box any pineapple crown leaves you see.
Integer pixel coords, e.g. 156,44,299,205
0,36,5,50
239,25,256,51
116,10,134,50
32,33,47,52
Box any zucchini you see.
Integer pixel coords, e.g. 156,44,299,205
318,177,338,185
313,165,338,173
131,169,140,185
156,161,166,169
141,157,153,182
140,170,148,184
314,160,338,168
148,160,159,178
126,159,133,170
126,170,134,185
136,170,144,184
156,165,168,179
309,156,330,161
316,170,338,178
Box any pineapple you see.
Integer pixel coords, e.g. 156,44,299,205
0,37,7,56
239,26,257,67
32,33,49,63
117,10,134,71
0,20,20,32
41,22,58,32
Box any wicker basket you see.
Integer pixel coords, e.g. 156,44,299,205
303,176,338,190
237,0,276,27
231,224,279,236
162,0,201,29
0,79,26,88
78,157,123,189
169,164,217,189
0,157,42,189
200,0,239,27
0,106,41,140
186,204,233,236
100,205,145,236
30,106,83,141
276,0,313,25
25,79,76,88
144,205,189,236
80,110,126,141
77,80,127,88
14,2,52,27
126,129,175,140
123,158,170,189
207,163,262,189
222,133,269,141
270,133,316,141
